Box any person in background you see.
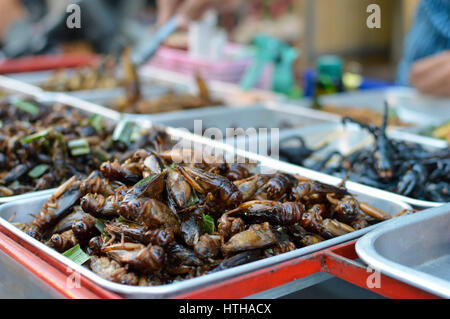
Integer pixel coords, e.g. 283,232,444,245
397,0,450,97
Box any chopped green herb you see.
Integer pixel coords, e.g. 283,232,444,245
20,129,50,144
8,180,21,189
68,138,89,149
88,114,103,133
28,164,49,178
93,150,109,162
0,120,3,128
70,147,90,156
187,190,199,207
13,100,39,115
95,219,107,235
202,214,215,234
62,244,91,265
68,139,90,156
21,130,48,144
164,162,176,170
130,126,141,142
118,216,141,225
134,174,156,187
265,248,273,254
113,120,133,145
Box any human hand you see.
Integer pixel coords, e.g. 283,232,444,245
409,51,450,97
157,0,241,27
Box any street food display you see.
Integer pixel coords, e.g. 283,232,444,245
41,58,121,92
279,105,450,202
0,98,167,197
40,51,223,115
18,147,392,286
111,75,222,114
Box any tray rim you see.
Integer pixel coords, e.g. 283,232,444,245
355,204,450,299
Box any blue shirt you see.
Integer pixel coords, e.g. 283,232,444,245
397,0,450,85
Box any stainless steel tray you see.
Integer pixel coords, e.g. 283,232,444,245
150,101,339,134
74,66,276,122
356,204,450,298
0,76,122,203
0,127,412,298
235,121,448,208
0,75,44,97
139,65,282,106
6,69,182,102
9,68,235,121
286,87,450,128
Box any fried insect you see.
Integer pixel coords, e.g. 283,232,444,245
265,173,298,200
47,229,78,252
228,200,305,226
26,176,81,239
222,223,276,256
22,149,395,287
177,166,242,209
102,243,165,272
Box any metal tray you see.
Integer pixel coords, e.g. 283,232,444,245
0,127,412,298
74,66,275,122
7,68,238,121
356,204,450,298
235,121,448,208
6,66,271,119
139,65,282,106
6,69,186,103
150,101,339,135
0,76,122,203
287,87,450,128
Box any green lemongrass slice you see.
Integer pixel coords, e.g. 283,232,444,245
202,214,215,234
68,138,89,149
88,114,103,133
95,219,107,235
92,150,109,162
28,164,49,178
13,100,39,115
68,139,90,156
62,244,91,265
20,129,50,144
187,190,199,207
117,216,141,225
70,147,90,156
113,120,133,145
134,174,156,187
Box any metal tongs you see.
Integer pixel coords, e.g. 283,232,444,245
131,16,180,67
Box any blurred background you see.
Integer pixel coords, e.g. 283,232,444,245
0,0,420,83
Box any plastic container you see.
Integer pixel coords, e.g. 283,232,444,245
148,45,271,89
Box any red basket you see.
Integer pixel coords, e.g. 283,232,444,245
0,54,98,74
